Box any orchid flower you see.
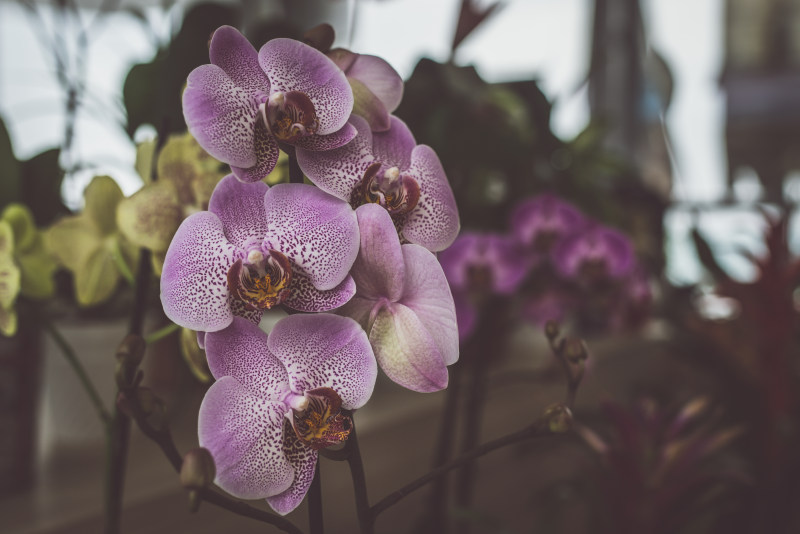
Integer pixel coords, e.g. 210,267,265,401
161,175,359,333
182,26,355,183
510,193,586,255
338,204,458,392
439,231,531,340
296,114,459,252
200,314,376,515
327,48,404,132
552,224,635,282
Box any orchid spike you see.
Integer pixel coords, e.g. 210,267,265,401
182,26,355,183
200,314,376,515
338,204,458,392
296,114,459,252
161,175,359,332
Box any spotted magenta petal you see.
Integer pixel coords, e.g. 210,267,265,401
161,176,358,332
296,114,459,252
439,232,531,295
510,194,587,253
200,315,376,514
553,225,635,280
339,204,458,392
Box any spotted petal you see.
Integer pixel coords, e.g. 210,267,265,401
259,39,353,135
199,377,294,500
267,313,376,410
371,116,416,171
402,145,459,252
208,174,269,249
160,211,238,332
292,122,357,152
263,184,358,291
183,64,260,169
209,26,270,97
266,420,319,515
229,119,280,183
283,269,356,312
204,317,290,399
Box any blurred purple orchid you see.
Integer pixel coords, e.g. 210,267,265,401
552,224,635,283
327,48,404,132
510,193,586,255
199,314,376,515
439,231,531,340
296,114,459,252
182,26,355,183
161,175,359,333
338,204,458,392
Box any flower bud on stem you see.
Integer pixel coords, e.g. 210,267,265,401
181,448,216,513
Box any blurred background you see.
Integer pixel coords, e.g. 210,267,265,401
0,0,799,533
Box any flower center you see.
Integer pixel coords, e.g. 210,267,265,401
352,162,421,216
227,249,292,310
289,387,352,450
262,91,319,143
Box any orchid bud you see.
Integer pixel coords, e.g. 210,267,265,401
303,23,335,53
115,334,145,389
181,448,216,513
542,403,573,434
564,338,588,364
545,320,560,342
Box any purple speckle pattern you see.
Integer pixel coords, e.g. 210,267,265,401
293,122,357,152
266,421,319,515
283,269,356,312
160,211,237,332
204,318,290,399
295,114,374,201
198,377,294,500
267,314,377,410
208,175,270,249
183,64,259,169
228,296,264,325
402,145,460,252
209,26,270,97
258,38,353,135
263,184,359,291
371,116,415,170
230,117,280,183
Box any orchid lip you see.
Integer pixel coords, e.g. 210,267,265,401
227,249,293,310
352,162,421,216
290,387,352,450
263,90,320,143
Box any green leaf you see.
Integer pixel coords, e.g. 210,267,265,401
74,245,120,307
83,176,124,236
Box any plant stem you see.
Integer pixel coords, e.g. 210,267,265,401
345,422,373,534
143,322,180,344
44,321,111,425
288,154,304,184
309,459,324,534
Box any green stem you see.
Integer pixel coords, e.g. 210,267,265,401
44,320,111,425
144,322,180,344
110,238,136,286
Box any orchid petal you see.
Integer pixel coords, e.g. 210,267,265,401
349,78,390,132
199,377,294,500
230,118,280,183
183,64,259,169
295,114,373,201
283,269,356,312
259,39,353,135
263,184,358,291
399,244,458,366
402,145,459,252
369,302,448,393
292,122,357,152
267,314,376,410
209,26,270,97
116,182,183,253
266,422,319,515
204,317,290,399
160,211,238,332
336,296,376,331
371,116,415,170
346,54,403,114
351,204,404,301
84,176,125,236
208,174,269,249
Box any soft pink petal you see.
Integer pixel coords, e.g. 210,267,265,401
263,184,359,291
160,212,238,332
336,296,377,331
204,317,290,399
230,118,280,183
352,204,405,301
371,115,415,170
369,303,448,393
267,314,377,410
283,269,356,312
399,244,459,366
402,145,460,252
208,174,269,249
258,38,353,135
209,26,270,97
266,426,318,515
198,377,293,500
346,54,404,113
183,64,259,169
295,114,374,201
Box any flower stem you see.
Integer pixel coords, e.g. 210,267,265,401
43,320,111,425
288,154,304,184
143,322,180,344
345,422,373,534
309,459,324,534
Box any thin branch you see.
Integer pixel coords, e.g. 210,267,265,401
345,422,373,534
144,322,180,345
308,459,324,534
288,153,304,184
43,321,111,425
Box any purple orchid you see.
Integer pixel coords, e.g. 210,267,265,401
182,26,355,183
510,194,586,254
439,232,531,341
161,175,359,332
327,48,404,132
296,114,459,252
200,314,376,515
552,224,635,282
338,204,458,392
